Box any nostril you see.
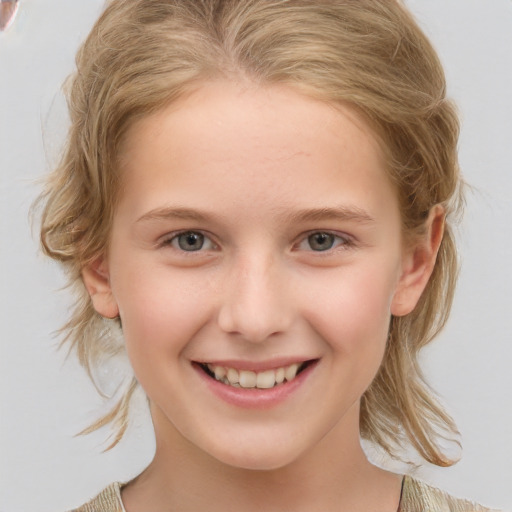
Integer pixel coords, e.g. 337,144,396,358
216,264,293,342
217,304,292,343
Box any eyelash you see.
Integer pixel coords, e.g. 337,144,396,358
159,230,354,254
159,230,218,252
295,231,354,253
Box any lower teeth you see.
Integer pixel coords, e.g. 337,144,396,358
219,377,280,389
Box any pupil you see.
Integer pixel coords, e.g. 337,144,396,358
178,232,204,251
309,232,334,251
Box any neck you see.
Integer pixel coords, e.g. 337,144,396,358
121,403,402,512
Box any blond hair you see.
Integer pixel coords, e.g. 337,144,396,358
38,0,462,464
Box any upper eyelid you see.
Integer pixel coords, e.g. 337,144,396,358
292,231,357,255
158,229,218,248
302,229,351,238
156,229,354,249
295,230,353,244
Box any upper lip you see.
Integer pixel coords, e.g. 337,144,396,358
194,357,318,372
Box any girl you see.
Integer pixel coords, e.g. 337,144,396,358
37,0,500,510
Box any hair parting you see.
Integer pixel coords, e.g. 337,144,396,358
38,0,463,466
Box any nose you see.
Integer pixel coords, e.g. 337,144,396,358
217,252,293,343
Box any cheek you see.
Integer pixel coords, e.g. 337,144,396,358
300,264,398,353
111,268,215,368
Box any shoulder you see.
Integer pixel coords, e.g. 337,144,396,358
401,475,502,512
68,482,125,512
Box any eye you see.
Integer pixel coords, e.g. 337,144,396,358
163,231,216,252
298,231,351,252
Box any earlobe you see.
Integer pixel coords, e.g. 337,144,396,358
82,258,120,319
391,205,445,317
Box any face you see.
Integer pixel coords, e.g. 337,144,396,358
85,82,434,470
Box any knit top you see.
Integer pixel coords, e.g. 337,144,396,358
70,475,500,512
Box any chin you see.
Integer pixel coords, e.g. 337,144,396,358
206,437,306,472
218,453,298,472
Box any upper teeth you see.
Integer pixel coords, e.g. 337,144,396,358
207,363,303,389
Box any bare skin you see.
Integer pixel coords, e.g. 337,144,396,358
84,81,442,512
122,403,403,512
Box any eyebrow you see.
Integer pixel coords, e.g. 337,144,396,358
284,206,375,224
136,205,375,225
137,207,211,224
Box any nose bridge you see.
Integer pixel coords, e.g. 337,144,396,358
217,248,292,342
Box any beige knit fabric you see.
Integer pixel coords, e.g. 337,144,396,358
70,475,500,512
70,482,124,512
398,476,500,512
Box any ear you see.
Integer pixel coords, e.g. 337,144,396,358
391,205,445,317
82,257,119,319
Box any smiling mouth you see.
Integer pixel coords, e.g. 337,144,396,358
198,361,316,389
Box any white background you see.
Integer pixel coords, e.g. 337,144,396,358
0,1,511,510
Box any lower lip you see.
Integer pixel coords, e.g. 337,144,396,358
193,361,318,409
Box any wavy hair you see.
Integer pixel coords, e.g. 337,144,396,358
38,0,463,463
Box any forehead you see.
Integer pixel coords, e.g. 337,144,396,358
117,81,397,224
